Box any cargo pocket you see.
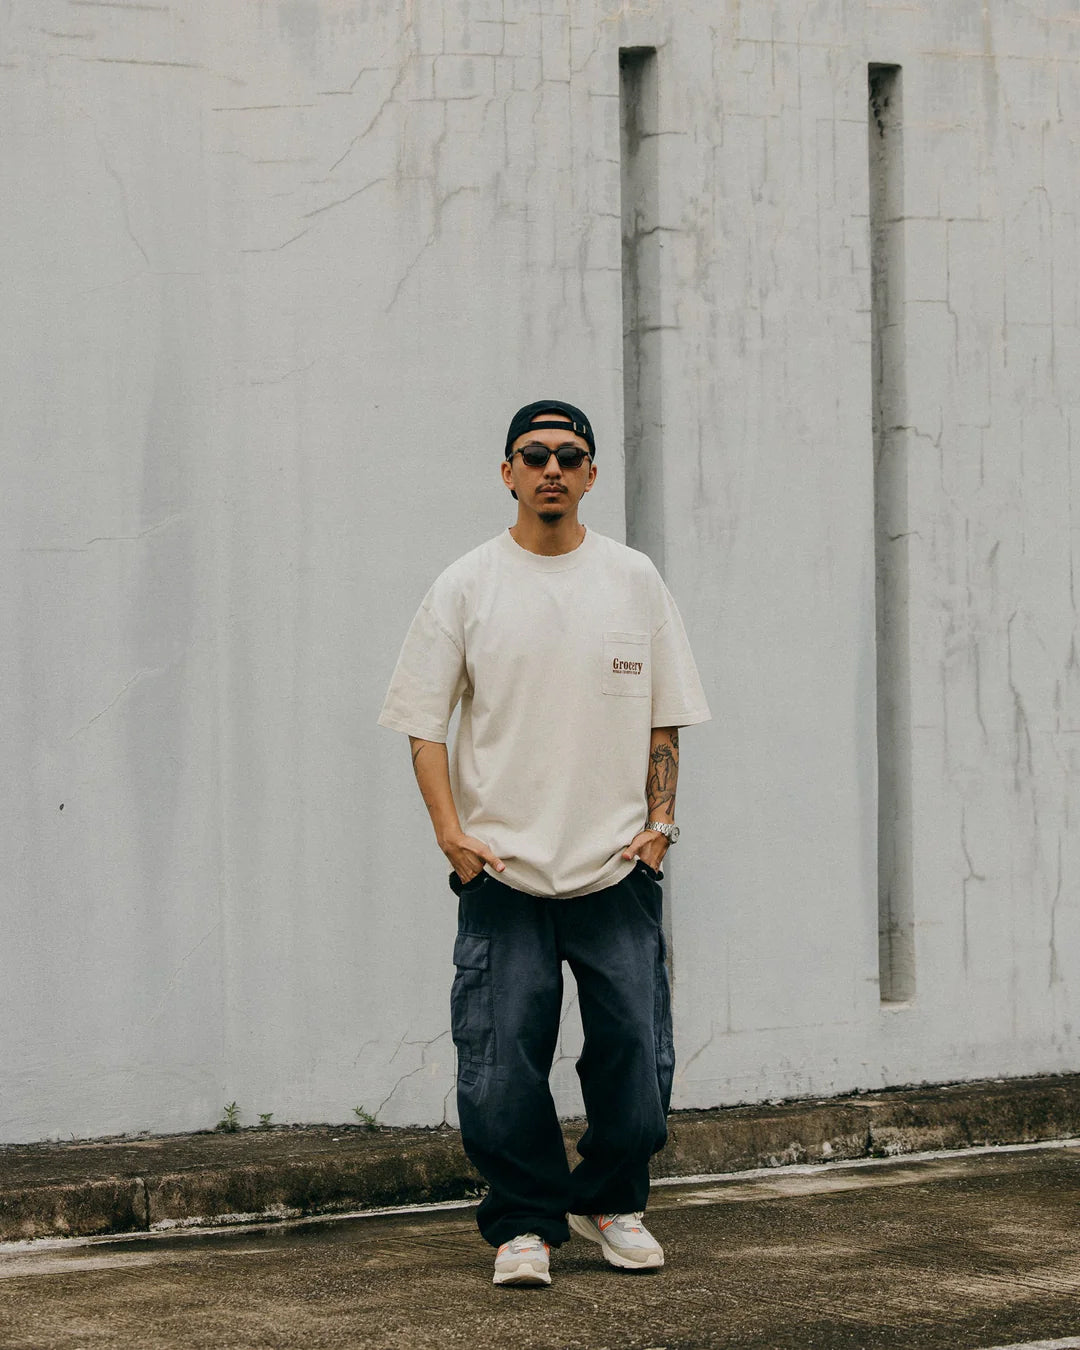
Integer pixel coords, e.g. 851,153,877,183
654,927,675,1092
450,931,495,1075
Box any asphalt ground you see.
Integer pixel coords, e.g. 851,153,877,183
2,1143,1080,1350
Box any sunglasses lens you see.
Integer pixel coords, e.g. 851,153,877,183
518,447,588,468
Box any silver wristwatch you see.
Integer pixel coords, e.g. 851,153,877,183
645,821,679,844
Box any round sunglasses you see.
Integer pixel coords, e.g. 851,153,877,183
509,444,593,469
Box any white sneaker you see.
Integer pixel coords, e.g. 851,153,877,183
493,1233,551,1286
568,1211,664,1270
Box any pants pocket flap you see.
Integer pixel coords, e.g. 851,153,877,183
453,932,490,970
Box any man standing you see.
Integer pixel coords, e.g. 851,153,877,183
379,400,710,1287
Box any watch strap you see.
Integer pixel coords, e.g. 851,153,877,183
645,821,679,843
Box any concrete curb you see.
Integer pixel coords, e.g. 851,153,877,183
4,1074,1080,1242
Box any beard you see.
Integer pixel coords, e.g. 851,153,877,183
538,508,565,523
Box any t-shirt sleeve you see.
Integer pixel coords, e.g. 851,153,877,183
650,577,712,730
378,589,469,744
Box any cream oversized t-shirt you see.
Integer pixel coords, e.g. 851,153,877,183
379,528,710,898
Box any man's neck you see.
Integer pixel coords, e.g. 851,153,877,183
509,513,586,557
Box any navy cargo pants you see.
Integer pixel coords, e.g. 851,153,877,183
448,860,674,1249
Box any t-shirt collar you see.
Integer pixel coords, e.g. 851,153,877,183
498,526,597,572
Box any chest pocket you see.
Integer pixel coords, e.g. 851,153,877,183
601,631,650,697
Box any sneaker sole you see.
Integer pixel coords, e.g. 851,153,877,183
493,1262,551,1287
567,1213,664,1271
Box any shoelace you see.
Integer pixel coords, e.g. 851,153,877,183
596,1212,645,1233
500,1233,547,1255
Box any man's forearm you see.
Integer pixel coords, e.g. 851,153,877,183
620,726,681,869
646,726,679,823
409,737,462,847
408,737,505,880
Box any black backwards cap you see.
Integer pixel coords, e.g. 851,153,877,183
504,399,596,459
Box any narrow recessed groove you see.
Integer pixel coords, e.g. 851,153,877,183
620,47,675,964
869,64,915,1005
619,46,663,574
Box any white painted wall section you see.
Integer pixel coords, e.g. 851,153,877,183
2,1,1079,1143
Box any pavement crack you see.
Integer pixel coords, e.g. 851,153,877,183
679,1023,719,1078
385,186,479,314
82,513,185,547
1006,608,1033,793
133,1177,150,1229
248,360,318,386
1049,831,1063,986
67,664,170,740
241,228,312,254
78,103,150,266
327,64,408,175
303,175,387,221
960,804,986,975
375,1031,451,1118
80,57,199,68
147,920,225,1025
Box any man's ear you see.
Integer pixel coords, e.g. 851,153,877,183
583,462,597,493
501,458,518,500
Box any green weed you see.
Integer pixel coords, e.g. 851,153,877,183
216,1101,241,1132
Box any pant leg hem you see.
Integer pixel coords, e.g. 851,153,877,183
483,1220,571,1249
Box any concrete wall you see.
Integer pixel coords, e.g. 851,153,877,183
3,0,1078,1143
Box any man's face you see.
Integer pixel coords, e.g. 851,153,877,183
501,414,597,522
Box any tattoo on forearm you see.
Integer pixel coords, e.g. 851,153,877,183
409,739,444,817
410,741,434,807
646,729,679,817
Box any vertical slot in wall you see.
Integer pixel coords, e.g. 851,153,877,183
620,47,663,570
869,64,915,1003
620,48,675,967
